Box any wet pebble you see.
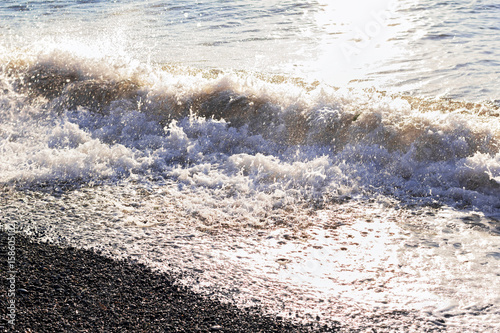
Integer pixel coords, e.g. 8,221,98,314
0,231,330,332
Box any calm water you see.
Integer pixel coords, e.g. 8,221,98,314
1,1,500,331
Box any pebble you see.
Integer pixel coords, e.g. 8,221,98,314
0,231,330,332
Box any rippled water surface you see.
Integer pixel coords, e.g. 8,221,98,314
2,0,500,101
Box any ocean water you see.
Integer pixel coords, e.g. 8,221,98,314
1,0,500,331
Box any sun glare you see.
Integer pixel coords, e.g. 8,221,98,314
306,0,410,87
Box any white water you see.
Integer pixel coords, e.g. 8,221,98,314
1,0,500,331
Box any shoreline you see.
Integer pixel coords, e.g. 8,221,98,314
0,231,337,332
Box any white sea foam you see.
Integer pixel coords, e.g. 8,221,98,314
1,45,500,331
1,46,500,214
2,0,500,330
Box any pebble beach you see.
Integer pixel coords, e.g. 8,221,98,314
0,231,337,332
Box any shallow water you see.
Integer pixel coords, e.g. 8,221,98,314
2,0,500,101
1,0,500,331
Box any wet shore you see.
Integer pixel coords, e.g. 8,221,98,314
0,231,337,332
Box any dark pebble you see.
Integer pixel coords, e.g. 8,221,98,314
0,231,337,332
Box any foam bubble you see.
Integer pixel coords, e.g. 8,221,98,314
1,45,499,216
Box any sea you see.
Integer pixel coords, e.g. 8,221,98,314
1,0,499,331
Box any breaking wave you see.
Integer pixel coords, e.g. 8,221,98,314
1,46,500,219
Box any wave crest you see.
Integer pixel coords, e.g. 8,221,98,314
1,49,500,216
